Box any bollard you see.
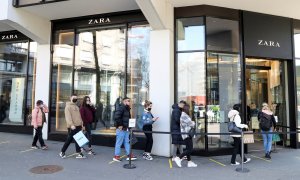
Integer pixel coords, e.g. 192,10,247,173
236,131,250,173
123,128,136,169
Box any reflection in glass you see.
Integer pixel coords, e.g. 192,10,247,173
177,52,206,149
206,17,239,52
0,42,29,125
51,30,74,131
294,29,300,142
176,17,205,51
207,52,241,148
127,25,150,121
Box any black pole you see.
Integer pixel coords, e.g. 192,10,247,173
236,132,250,173
123,129,136,169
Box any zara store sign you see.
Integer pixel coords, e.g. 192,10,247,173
88,18,111,25
243,11,292,59
1,34,18,40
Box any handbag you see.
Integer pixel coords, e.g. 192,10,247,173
188,127,196,138
228,115,242,133
272,134,281,142
130,132,138,145
73,131,89,147
243,131,254,144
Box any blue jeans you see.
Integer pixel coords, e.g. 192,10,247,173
262,129,273,153
114,129,130,156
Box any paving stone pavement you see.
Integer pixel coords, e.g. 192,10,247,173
0,132,300,180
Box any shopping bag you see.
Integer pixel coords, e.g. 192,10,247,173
251,117,259,129
73,131,89,147
129,132,138,145
243,131,254,144
272,134,281,142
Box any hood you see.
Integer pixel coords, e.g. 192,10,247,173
262,109,273,115
66,102,77,107
172,103,179,109
228,110,239,119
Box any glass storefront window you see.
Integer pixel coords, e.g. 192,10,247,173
51,30,74,132
0,41,36,125
176,17,205,51
207,52,241,148
177,52,206,149
294,29,300,142
206,17,240,52
127,24,150,121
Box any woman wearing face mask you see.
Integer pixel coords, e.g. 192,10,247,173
141,100,158,160
31,100,49,150
80,96,96,155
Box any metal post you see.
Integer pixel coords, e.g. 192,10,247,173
236,132,250,173
123,129,136,169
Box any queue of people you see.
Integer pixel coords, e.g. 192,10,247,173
29,95,279,168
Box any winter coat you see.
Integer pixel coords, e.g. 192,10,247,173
258,110,276,129
114,103,131,130
31,106,49,128
65,102,83,128
180,112,195,140
228,110,248,137
171,104,184,145
80,105,96,126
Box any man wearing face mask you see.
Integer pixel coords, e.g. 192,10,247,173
59,94,86,159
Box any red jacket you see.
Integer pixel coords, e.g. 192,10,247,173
80,105,96,126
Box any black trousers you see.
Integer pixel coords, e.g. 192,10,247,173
61,126,82,153
32,126,45,147
231,137,247,163
179,137,193,161
143,125,153,153
85,123,92,148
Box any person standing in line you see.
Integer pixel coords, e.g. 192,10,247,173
171,100,185,161
31,100,49,150
229,104,251,165
174,103,197,168
59,94,86,159
141,100,159,160
113,97,137,162
80,96,96,155
258,103,276,159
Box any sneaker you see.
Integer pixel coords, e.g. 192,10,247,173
231,161,240,166
31,146,40,149
113,156,122,162
187,161,198,168
59,152,66,159
182,156,187,160
41,145,48,150
243,158,251,164
126,154,137,161
265,153,271,159
88,150,96,155
76,153,86,159
174,157,182,168
143,153,153,161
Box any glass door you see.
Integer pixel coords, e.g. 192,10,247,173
74,27,126,135
246,58,289,149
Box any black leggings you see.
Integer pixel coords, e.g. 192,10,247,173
179,137,193,161
143,125,153,153
231,137,247,163
32,126,45,147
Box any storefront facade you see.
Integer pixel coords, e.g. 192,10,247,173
2,0,300,156
0,30,37,133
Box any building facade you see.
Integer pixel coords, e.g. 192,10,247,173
1,0,300,156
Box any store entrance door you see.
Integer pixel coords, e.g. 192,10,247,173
246,58,290,152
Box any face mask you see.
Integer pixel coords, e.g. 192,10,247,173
179,107,183,111
72,99,78,103
147,108,152,111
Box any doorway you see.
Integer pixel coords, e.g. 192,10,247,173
246,58,290,151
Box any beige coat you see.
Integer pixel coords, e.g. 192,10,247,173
65,102,83,128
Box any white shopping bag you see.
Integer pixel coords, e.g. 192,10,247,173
73,131,89,147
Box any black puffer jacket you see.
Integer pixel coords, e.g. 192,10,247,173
114,103,131,129
171,104,184,145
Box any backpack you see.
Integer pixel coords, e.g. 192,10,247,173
259,113,272,131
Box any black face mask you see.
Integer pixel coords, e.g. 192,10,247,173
72,99,78,103
147,108,152,111
179,107,183,111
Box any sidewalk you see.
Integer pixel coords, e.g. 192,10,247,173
0,132,300,180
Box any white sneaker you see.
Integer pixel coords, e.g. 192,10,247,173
243,158,251,164
174,157,182,168
231,161,240,166
187,161,197,168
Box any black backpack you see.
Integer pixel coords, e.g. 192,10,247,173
259,113,272,131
